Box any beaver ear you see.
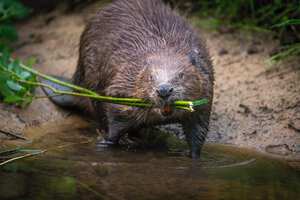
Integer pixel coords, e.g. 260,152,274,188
188,48,200,66
188,48,211,78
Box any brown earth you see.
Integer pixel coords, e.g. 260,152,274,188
0,1,299,160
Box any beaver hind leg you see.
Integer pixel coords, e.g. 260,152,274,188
41,76,78,108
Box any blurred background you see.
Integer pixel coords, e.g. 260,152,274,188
2,0,298,62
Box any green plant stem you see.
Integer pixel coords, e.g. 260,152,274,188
17,79,152,107
17,63,203,111
172,100,193,106
18,62,152,103
0,150,46,166
3,59,206,111
18,63,97,95
174,106,193,112
17,79,196,111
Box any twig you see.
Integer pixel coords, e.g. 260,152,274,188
34,94,61,99
0,150,46,166
76,181,107,199
17,79,198,111
17,61,201,110
0,148,21,156
0,139,93,166
17,79,153,107
0,129,27,140
18,62,97,96
2,56,207,111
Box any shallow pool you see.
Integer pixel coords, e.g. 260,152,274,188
0,125,299,200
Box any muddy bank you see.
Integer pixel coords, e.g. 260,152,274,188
0,1,299,159
204,30,300,158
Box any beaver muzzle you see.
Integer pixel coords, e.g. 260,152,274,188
156,84,174,116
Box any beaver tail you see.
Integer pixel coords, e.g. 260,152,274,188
41,76,79,108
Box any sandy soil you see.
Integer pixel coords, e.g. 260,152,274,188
0,1,299,159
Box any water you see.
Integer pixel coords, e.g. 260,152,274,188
0,124,299,200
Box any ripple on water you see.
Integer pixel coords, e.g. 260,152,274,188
0,126,299,200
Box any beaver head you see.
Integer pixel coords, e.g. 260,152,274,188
133,49,205,117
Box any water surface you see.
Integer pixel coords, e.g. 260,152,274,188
0,125,299,200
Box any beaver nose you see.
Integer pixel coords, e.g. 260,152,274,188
157,84,174,99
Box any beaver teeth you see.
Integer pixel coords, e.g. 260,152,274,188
160,104,173,116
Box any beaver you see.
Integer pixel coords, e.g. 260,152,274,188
43,0,214,158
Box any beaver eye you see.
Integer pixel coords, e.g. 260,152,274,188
149,75,154,82
178,72,184,79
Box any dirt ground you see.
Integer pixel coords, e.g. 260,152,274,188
0,1,299,160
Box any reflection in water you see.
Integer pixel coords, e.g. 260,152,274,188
0,126,299,200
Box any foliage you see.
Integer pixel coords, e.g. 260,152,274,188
170,0,300,61
0,50,37,106
0,0,37,106
0,0,29,21
269,42,300,62
0,0,30,49
270,18,300,62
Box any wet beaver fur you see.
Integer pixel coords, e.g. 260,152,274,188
44,0,214,158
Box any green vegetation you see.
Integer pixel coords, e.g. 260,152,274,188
179,0,300,62
270,18,300,62
0,0,30,50
0,50,37,106
0,0,35,106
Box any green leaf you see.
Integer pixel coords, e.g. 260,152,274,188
0,75,15,97
0,51,37,106
0,0,30,22
3,95,23,104
7,60,18,71
0,85,14,98
19,71,31,80
192,99,209,107
6,80,23,92
273,19,300,28
0,24,18,42
0,0,34,107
